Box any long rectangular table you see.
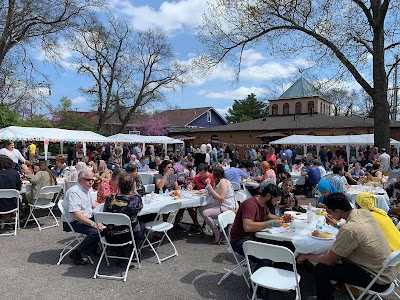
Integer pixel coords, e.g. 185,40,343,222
255,214,338,255
93,192,211,216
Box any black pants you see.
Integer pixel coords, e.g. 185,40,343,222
63,222,99,256
314,262,391,300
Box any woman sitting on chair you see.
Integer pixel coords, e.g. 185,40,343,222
317,179,339,207
104,174,145,245
125,164,144,195
356,192,400,251
201,166,237,244
21,162,57,204
0,155,21,215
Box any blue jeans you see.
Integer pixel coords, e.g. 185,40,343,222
314,262,390,300
63,222,99,255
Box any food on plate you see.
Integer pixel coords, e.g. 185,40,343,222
316,210,328,216
170,190,181,196
282,223,290,229
295,212,301,215
311,230,334,239
22,181,30,185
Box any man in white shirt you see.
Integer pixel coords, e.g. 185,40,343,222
62,170,104,265
378,148,391,173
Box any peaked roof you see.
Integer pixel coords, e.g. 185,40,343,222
153,107,227,127
274,77,328,101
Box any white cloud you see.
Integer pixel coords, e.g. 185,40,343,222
215,106,230,117
71,96,86,105
203,86,269,99
108,0,206,34
241,49,266,67
241,61,297,81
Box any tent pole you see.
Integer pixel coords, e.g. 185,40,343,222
60,142,63,155
83,142,87,158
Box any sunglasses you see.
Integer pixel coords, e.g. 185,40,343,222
167,166,173,169
81,178,95,182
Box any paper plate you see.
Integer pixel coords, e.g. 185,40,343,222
309,232,335,240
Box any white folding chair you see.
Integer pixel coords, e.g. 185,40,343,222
64,181,77,192
139,202,182,264
24,185,62,231
93,212,141,282
243,241,301,300
144,184,155,194
345,250,400,300
230,181,241,192
0,189,20,236
217,210,249,287
56,199,93,265
140,173,154,185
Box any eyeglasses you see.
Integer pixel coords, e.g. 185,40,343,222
167,166,173,169
81,178,95,182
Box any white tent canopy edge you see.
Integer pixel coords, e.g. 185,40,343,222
269,134,400,161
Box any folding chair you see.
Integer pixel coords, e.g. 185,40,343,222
0,189,20,236
93,212,141,282
64,181,77,192
230,181,241,192
243,241,301,300
217,210,249,287
140,173,154,185
345,250,400,300
144,184,155,194
56,200,93,265
24,185,62,231
139,202,182,264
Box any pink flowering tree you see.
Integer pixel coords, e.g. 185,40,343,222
132,115,170,136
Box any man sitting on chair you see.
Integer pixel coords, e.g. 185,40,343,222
62,170,105,265
297,193,396,300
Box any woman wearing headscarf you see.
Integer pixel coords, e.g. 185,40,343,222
356,192,400,251
317,179,339,206
194,144,206,169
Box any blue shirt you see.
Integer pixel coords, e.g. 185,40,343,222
225,167,248,185
306,166,321,185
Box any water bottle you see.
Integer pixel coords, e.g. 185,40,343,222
307,203,314,223
316,219,323,230
159,189,164,196
290,221,296,232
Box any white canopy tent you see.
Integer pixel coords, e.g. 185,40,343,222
0,126,109,160
270,134,400,159
107,133,184,155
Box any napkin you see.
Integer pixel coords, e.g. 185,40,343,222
263,227,287,234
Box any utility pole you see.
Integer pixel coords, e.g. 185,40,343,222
394,54,398,120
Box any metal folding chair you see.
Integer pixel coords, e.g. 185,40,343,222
345,250,400,300
0,189,20,236
24,185,62,231
93,212,141,282
57,199,93,265
217,210,249,287
243,241,301,300
139,202,182,264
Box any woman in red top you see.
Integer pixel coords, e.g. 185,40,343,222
96,169,123,204
265,147,277,165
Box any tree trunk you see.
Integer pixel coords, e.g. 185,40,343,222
372,24,390,150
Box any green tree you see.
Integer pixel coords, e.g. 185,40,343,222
0,105,20,127
226,93,267,123
198,1,400,150
53,97,95,131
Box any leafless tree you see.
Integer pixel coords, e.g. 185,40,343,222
197,0,400,149
0,0,103,107
74,18,189,132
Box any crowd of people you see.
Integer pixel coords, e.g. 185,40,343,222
1,139,400,299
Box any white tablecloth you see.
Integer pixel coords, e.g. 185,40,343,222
256,215,338,255
346,187,390,212
289,172,305,185
93,193,209,216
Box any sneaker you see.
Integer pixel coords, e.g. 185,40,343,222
69,250,88,265
173,223,185,231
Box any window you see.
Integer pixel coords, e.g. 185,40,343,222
283,103,289,115
295,102,302,114
320,102,323,113
207,111,211,122
308,101,314,113
272,104,278,115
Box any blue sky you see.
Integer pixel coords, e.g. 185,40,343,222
29,0,362,117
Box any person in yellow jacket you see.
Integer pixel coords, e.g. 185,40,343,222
356,192,400,251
